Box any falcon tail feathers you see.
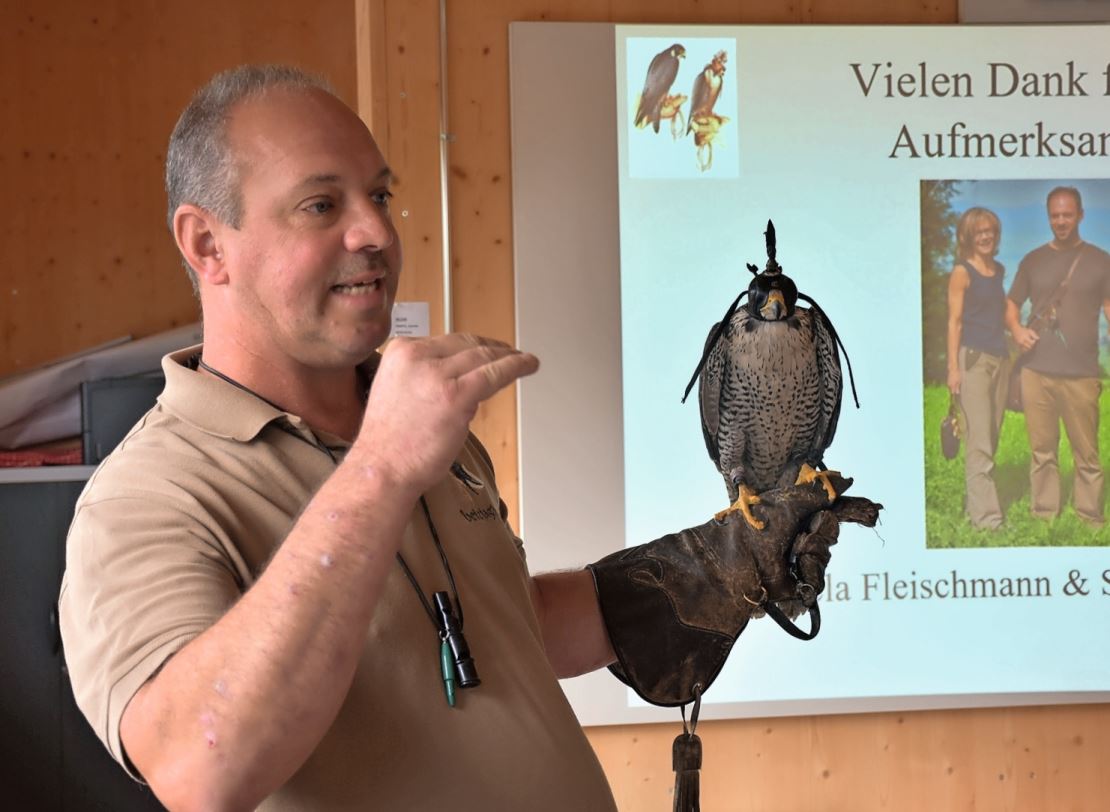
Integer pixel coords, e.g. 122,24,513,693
797,292,860,409
681,290,748,403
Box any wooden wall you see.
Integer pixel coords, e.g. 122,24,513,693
5,1,1108,809
0,0,359,376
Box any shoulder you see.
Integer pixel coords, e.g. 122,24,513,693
1083,242,1110,266
79,404,229,506
1015,249,1039,276
72,401,292,552
462,433,504,500
1022,243,1053,264
727,305,752,330
798,306,832,339
788,307,831,345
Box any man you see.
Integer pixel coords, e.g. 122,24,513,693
60,66,835,811
1007,186,1110,527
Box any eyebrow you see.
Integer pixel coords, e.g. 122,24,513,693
293,166,394,192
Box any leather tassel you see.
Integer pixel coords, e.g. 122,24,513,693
673,685,703,812
672,731,702,812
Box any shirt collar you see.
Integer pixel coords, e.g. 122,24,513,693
158,344,379,444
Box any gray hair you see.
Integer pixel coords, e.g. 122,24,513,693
165,65,333,294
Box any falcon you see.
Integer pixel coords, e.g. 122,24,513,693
682,221,859,530
686,50,727,135
688,112,728,171
658,92,688,140
634,43,686,133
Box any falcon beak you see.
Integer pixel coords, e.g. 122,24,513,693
760,290,786,320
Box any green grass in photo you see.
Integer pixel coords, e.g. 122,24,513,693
923,383,1110,548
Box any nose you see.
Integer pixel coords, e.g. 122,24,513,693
344,197,396,254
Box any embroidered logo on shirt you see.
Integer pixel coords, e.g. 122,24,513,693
450,462,497,521
450,461,485,493
459,505,499,522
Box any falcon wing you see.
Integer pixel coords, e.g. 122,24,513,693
634,50,679,131
697,319,726,473
686,69,710,134
807,306,844,461
704,74,723,115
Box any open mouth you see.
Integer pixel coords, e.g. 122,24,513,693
331,279,382,295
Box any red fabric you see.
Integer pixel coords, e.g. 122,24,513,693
0,440,84,467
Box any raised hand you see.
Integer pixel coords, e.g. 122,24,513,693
354,334,539,496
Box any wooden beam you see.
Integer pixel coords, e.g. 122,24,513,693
354,0,390,153
358,0,445,338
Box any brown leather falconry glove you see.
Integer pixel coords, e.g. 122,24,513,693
587,474,880,707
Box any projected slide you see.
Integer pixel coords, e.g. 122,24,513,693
615,25,1110,707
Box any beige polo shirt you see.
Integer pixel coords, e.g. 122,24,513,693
59,345,616,811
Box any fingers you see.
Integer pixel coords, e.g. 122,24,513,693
358,333,538,496
378,332,539,432
790,511,839,563
392,333,529,371
397,332,539,401
456,351,539,400
431,332,511,354
435,339,529,380
795,555,827,602
392,332,510,363
789,512,839,600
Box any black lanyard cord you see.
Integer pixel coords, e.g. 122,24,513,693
395,496,465,634
193,354,466,635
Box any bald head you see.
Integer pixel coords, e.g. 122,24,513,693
165,65,339,292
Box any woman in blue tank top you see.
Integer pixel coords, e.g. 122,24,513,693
946,206,1009,530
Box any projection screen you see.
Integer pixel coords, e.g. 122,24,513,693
511,22,1110,727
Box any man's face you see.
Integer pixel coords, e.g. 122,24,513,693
216,88,402,370
1047,192,1083,245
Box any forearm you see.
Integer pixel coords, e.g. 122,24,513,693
122,333,539,810
531,570,615,679
123,451,419,811
946,319,961,373
1005,299,1023,334
946,268,966,381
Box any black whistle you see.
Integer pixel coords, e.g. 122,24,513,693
434,591,480,689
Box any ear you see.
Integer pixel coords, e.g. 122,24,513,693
173,204,229,286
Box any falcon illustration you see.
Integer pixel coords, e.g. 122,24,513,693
634,43,686,133
658,93,688,140
682,222,859,530
688,112,728,171
686,50,727,135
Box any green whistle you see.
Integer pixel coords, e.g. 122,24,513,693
440,639,457,707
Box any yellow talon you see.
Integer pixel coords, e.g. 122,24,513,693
714,484,765,530
795,463,838,502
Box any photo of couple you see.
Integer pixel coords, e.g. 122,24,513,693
922,179,1110,548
